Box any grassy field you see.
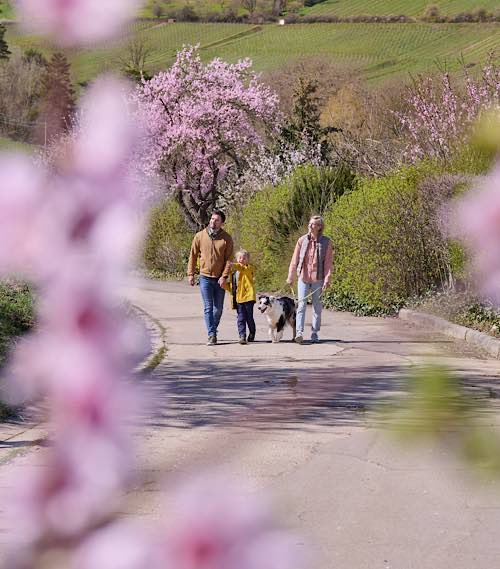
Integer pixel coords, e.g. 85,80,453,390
201,22,500,80
0,136,35,151
138,0,247,18
2,0,499,20
5,21,500,84
0,0,12,20
302,0,500,18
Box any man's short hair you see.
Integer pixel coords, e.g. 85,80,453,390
212,209,226,223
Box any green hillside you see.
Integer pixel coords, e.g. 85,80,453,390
303,0,500,17
0,0,12,20
2,0,499,20
0,136,34,151
5,21,500,84
201,22,500,80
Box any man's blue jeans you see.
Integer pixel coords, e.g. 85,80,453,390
296,279,323,336
199,276,226,337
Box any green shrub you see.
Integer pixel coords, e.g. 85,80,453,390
143,199,194,277
227,164,355,291
0,281,34,420
448,145,495,177
0,281,34,364
323,163,466,315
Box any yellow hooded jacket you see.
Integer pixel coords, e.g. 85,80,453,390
224,262,257,308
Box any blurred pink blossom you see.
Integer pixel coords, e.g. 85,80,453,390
9,439,126,544
0,72,147,560
0,78,141,282
0,154,47,276
74,76,140,183
157,474,302,569
14,0,142,46
455,165,500,300
73,523,157,569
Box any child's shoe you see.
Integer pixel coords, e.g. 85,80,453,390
239,336,248,345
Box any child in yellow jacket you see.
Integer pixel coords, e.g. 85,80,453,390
225,249,256,345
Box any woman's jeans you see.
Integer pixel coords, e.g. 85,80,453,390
199,276,226,337
296,279,323,336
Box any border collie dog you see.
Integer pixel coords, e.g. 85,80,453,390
257,295,296,343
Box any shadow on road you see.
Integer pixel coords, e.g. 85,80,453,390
136,357,500,432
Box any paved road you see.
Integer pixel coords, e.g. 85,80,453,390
2,279,500,568
123,280,500,569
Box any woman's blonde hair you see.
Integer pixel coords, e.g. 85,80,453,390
308,215,324,232
236,248,250,260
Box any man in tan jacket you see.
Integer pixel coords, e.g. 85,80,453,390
187,210,234,345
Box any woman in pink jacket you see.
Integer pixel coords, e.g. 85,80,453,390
287,215,333,344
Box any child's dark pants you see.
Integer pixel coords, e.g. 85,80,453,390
236,301,256,338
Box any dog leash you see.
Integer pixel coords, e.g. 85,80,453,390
290,285,323,305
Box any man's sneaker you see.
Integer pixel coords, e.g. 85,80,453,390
207,336,217,346
239,336,248,345
311,332,319,344
294,335,303,344
247,333,255,343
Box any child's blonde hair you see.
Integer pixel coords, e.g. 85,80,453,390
236,248,250,261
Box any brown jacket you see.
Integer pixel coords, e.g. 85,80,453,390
187,228,234,279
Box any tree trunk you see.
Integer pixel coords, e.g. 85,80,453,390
272,0,285,15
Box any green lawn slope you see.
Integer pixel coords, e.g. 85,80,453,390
4,20,500,84
302,0,500,18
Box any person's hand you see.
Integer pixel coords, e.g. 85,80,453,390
322,280,330,292
286,276,294,286
188,275,195,286
218,276,227,288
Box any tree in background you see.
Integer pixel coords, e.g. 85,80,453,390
272,0,286,15
0,53,45,141
241,0,257,14
22,48,48,67
35,52,76,145
422,4,441,22
118,36,153,82
152,2,163,18
279,77,340,164
133,46,281,230
0,23,11,60
397,55,500,162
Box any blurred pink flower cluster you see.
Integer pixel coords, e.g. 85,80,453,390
75,475,301,569
0,75,148,562
14,0,142,46
455,163,500,302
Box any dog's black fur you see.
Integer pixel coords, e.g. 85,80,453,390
257,294,296,342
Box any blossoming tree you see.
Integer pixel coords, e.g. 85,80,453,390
397,56,500,162
133,46,282,230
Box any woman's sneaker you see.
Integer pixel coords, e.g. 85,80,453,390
311,332,319,343
207,335,217,345
239,336,248,345
247,333,255,343
294,334,303,344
